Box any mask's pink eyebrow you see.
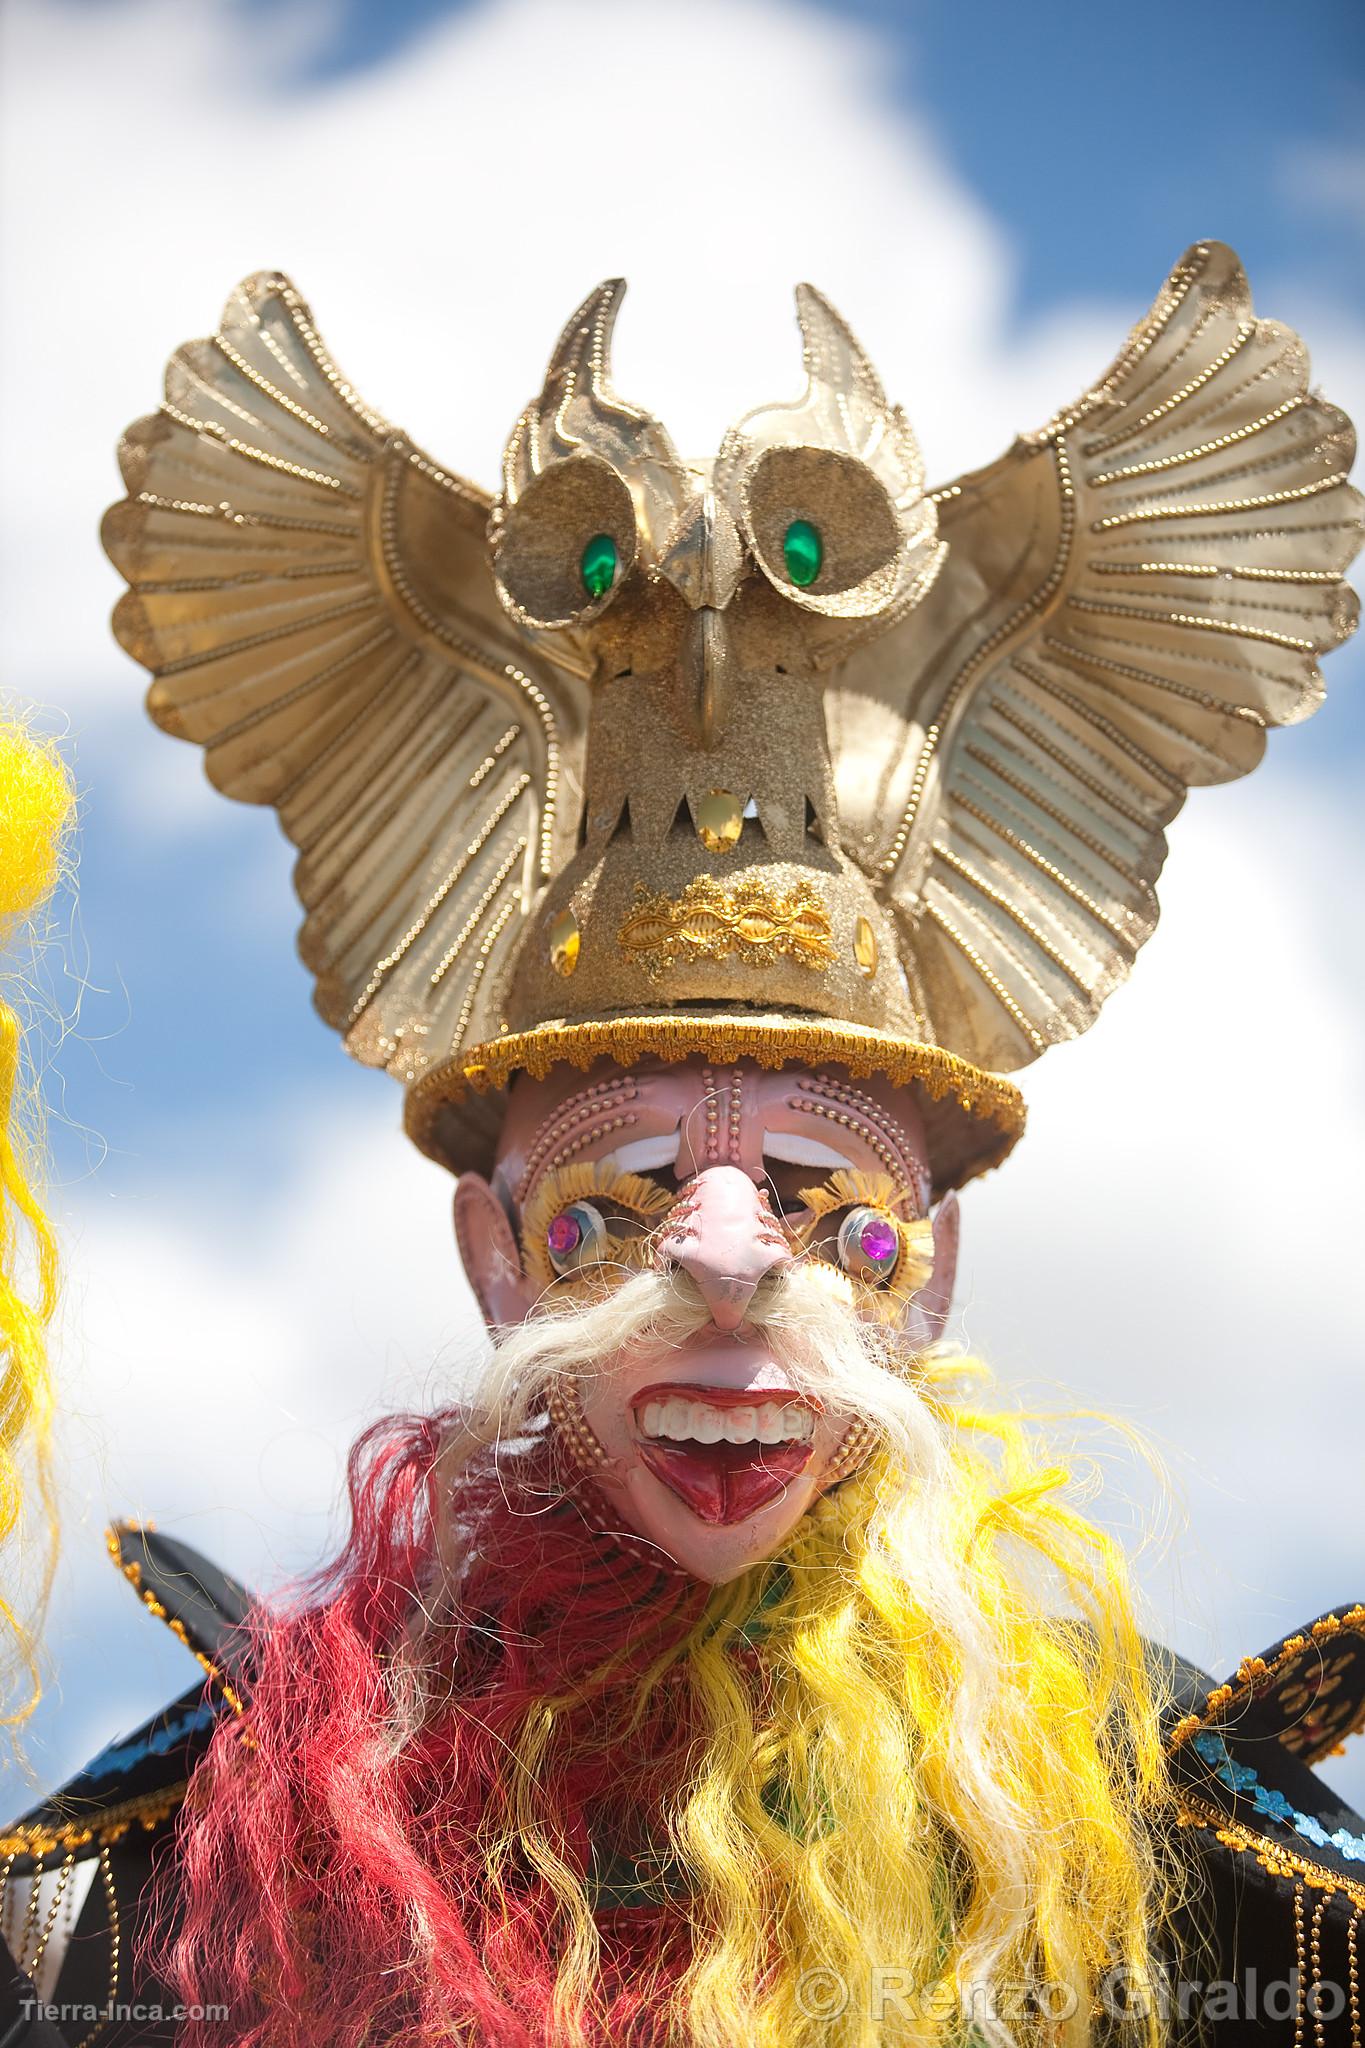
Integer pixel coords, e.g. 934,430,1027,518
513,1076,641,1202
786,1077,931,1210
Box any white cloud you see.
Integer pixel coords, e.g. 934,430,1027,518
0,0,1360,1821
1279,139,1365,243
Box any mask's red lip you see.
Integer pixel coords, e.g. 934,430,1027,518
631,1381,824,1416
638,1439,813,1526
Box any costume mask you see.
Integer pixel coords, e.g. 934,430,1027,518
455,1054,957,1579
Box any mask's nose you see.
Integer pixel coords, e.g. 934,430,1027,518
656,1165,793,1331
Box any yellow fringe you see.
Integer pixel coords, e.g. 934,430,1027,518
795,1170,937,1307
406,1014,1027,1191
520,1157,675,1291
0,714,74,1728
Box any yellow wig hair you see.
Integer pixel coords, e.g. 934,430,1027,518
503,1357,1173,2047
0,712,73,1727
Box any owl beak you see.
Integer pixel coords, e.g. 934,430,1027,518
684,605,733,748
656,489,745,613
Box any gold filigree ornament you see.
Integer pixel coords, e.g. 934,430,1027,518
618,876,837,983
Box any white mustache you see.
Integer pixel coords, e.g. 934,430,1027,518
473,1261,922,1479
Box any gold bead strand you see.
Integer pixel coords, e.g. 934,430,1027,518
1310,1891,1328,2048
75,1846,120,2048
1293,1884,1307,2048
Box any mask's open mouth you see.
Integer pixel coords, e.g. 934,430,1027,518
631,1380,819,1526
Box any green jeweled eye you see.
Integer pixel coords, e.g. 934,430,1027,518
782,518,822,588
580,532,618,600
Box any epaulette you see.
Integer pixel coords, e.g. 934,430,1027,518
0,1524,257,1877
1164,1606,1365,1925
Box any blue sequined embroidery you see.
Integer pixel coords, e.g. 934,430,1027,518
81,1698,220,1782
1191,1729,1365,1863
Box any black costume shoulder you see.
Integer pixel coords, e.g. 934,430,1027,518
0,1528,255,2048
4,1531,1363,2045
1157,1606,1365,2043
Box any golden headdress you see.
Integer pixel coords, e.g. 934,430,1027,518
102,244,1362,1192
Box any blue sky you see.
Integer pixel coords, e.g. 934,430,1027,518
40,0,1365,1172
234,0,1365,334
2,0,1362,1808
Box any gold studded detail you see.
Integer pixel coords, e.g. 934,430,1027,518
694,789,745,855
549,909,581,978
853,916,878,977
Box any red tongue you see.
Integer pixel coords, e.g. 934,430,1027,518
639,1438,812,1525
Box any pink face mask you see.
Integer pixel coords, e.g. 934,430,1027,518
454,1056,959,1583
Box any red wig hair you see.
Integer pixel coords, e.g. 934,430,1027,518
165,1411,708,2046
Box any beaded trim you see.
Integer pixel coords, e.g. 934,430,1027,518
514,1075,640,1203
106,1525,247,1719
1173,1789,1365,1914
1190,1728,1365,1866
793,1074,933,1208
0,1781,189,1861
821,1418,879,1486
701,1063,721,1162
546,1378,612,1475
573,1481,694,1581
1166,1606,1365,1765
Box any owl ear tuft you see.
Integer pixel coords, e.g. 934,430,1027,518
500,279,689,555
713,288,946,625
794,282,890,414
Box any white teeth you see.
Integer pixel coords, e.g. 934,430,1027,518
781,1403,813,1443
756,1402,784,1444
724,1406,757,1444
640,1397,813,1445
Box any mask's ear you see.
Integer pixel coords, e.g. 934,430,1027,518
453,1173,534,1328
900,1192,958,1349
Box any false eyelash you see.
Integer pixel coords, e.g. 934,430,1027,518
792,1169,936,1306
793,1168,914,1222
519,1157,674,1288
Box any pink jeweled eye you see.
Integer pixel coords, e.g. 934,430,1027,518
836,1207,900,1285
546,1200,607,1276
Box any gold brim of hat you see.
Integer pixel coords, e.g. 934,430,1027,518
404,1010,1025,1195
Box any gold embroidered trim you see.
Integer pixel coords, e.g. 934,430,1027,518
1166,1606,1365,1764
1172,1790,1365,1913
0,1781,189,1860
107,1524,248,1719
617,876,837,982
409,1015,1027,1188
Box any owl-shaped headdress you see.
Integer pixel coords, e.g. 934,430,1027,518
103,245,1362,1191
